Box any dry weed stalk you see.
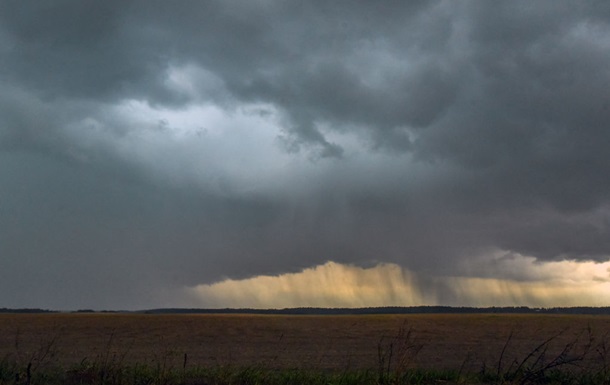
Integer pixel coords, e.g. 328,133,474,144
12,325,62,385
593,330,610,383
494,326,595,385
377,322,423,384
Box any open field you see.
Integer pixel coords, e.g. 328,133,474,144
1,313,610,372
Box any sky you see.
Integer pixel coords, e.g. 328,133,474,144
1,1,610,310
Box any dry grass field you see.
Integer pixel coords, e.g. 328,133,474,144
1,313,609,375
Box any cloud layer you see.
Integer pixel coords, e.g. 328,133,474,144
1,1,610,309
187,258,610,308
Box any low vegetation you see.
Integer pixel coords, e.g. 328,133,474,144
0,313,609,384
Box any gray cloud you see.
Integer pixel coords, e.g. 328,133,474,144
1,1,610,309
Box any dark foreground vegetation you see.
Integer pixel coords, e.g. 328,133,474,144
2,365,608,385
1,327,609,385
1,313,609,384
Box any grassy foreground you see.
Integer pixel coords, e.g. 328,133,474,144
1,314,610,384
0,362,457,385
1,359,609,385
2,334,609,385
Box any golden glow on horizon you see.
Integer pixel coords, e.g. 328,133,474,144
188,262,432,308
186,257,610,308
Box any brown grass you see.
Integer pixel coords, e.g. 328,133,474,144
1,313,609,372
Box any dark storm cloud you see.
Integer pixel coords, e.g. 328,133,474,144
2,1,610,308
